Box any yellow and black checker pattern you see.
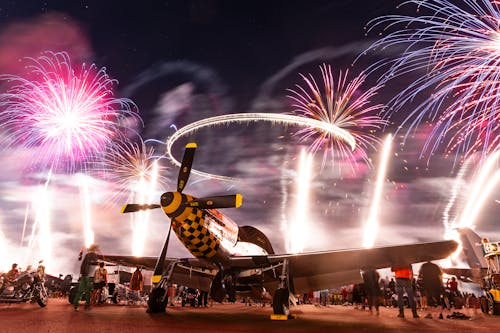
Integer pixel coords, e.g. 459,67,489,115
175,208,220,259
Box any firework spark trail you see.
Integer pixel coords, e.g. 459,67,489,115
286,148,313,253
0,51,139,172
287,64,386,171
79,174,94,248
95,141,165,255
444,151,500,262
457,150,500,229
166,113,356,181
27,171,52,270
97,140,168,204
442,158,473,240
131,159,159,256
20,204,30,246
365,0,500,162
363,134,392,248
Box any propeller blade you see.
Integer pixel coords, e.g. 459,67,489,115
187,194,242,209
120,204,161,214
152,219,173,284
177,143,197,193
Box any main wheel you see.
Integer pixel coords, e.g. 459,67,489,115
272,288,290,315
480,296,488,313
147,287,168,313
484,293,500,315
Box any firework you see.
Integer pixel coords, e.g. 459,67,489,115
287,64,386,170
97,140,168,203
362,134,392,248
0,51,138,172
366,0,500,162
166,112,356,181
443,151,500,261
78,174,95,249
286,148,313,253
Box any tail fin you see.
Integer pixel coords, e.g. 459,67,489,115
456,227,488,269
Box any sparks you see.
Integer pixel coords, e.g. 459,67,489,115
166,113,356,181
287,64,387,171
365,0,500,162
286,148,313,253
363,134,392,248
0,51,139,172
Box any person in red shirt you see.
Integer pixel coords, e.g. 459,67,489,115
447,276,458,297
392,265,419,318
5,263,20,282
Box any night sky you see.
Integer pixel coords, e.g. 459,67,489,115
0,0,498,275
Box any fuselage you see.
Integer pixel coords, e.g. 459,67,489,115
160,191,267,264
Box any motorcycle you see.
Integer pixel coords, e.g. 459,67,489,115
0,271,48,307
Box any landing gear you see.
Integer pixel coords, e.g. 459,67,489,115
147,261,177,313
271,258,294,319
272,288,290,315
147,286,168,313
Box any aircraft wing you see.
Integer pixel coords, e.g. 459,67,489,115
229,239,458,293
102,255,218,291
103,239,457,294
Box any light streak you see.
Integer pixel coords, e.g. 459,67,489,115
28,171,53,270
442,158,473,240
365,0,500,162
166,113,356,181
79,174,94,248
457,151,500,229
20,204,30,246
444,151,500,261
363,134,392,248
131,159,159,256
286,148,313,253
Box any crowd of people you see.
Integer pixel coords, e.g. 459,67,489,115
5,243,487,317
304,261,481,319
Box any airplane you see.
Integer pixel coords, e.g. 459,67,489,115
442,227,496,282
103,142,458,316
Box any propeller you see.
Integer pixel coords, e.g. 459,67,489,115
120,204,161,214
120,142,242,284
177,142,196,193
187,194,242,209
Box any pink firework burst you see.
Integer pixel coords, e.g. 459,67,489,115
287,63,387,170
0,51,139,172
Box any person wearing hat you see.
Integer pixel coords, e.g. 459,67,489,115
73,244,100,311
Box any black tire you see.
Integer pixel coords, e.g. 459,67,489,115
147,287,168,313
112,291,119,304
272,288,290,315
37,287,48,307
480,296,488,314
68,286,77,304
487,293,495,315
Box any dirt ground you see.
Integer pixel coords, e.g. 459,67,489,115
0,298,498,333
